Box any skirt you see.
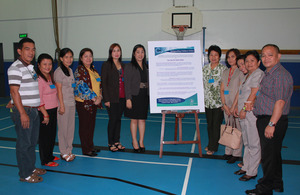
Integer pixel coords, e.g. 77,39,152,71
125,88,149,119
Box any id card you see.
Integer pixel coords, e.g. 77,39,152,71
224,90,229,95
50,84,56,89
256,91,260,96
208,79,214,83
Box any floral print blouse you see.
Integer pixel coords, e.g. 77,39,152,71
74,65,101,113
202,63,227,109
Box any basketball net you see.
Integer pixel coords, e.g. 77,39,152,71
172,25,188,40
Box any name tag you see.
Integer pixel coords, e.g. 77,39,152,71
208,79,214,83
50,84,56,89
224,90,229,95
96,78,101,82
72,83,76,88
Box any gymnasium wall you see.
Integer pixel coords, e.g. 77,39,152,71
1,0,300,106
1,0,300,60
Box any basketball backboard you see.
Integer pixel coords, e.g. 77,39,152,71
162,6,203,37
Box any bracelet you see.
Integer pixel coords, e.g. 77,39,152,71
44,115,49,118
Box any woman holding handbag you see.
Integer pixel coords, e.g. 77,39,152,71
233,50,264,181
220,48,244,164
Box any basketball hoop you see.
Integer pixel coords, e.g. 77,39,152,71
172,25,188,40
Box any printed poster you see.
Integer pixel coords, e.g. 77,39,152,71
148,40,205,113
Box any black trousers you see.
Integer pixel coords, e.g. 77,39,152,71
107,98,125,145
256,115,288,194
38,107,57,165
205,107,224,152
76,101,97,154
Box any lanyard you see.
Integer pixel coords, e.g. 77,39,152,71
227,68,234,87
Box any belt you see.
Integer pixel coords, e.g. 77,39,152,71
23,105,39,108
12,104,39,109
140,82,148,88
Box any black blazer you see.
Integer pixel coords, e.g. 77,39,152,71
124,62,148,100
101,61,125,103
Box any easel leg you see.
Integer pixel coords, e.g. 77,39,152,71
194,113,202,157
159,113,166,158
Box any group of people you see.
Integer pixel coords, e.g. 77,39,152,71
203,44,293,195
8,38,293,195
7,38,149,183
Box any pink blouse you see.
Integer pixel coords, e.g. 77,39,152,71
38,77,58,110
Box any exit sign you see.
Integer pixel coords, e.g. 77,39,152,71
19,33,28,38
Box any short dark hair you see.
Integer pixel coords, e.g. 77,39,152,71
245,50,260,62
59,48,74,77
36,53,54,83
262,44,280,54
18,38,35,49
225,48,240,66
107,43,122,63
208,45,221,63
131,44,147,69
78,48,95,71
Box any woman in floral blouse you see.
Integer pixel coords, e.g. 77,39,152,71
74,48,102,157
202,45,227,155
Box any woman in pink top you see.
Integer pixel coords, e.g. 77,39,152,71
36,54,59,167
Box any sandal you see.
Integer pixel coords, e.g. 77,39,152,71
108,145,118,152
20,174,43,183
61,154,74,162
53,156,60,161
44,162,59,167
115,142,125,151
206,150,214,155
32,168,46,175
69,153,76,161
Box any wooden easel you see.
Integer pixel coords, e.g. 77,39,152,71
159,110,202,158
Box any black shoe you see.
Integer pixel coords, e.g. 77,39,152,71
227,156,239,164
223,154,232,160
239,174,257,181
132,143,140,153
273,187,284,192
92,148,101,153
234,169,246,175
83,151,97,157
140,147,145,153
245,188,257,195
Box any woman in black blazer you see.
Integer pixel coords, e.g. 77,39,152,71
101,43,126,152
124,44,149,153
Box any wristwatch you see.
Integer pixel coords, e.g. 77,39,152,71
268,121,276,127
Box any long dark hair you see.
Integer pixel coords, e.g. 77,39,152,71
78,48,95,71
107,43,122,63
131,44,147,69
59,48,73,76
36,53,55,84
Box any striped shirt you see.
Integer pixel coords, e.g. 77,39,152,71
8,59,40,107
253,63,293,116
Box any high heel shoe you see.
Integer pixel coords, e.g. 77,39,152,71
132,143,140,153
140,147,145,153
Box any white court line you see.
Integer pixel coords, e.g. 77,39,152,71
0,125,14,131
181,120,199,195
93,116,199,124
0,146,188,167
0,116,10,121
